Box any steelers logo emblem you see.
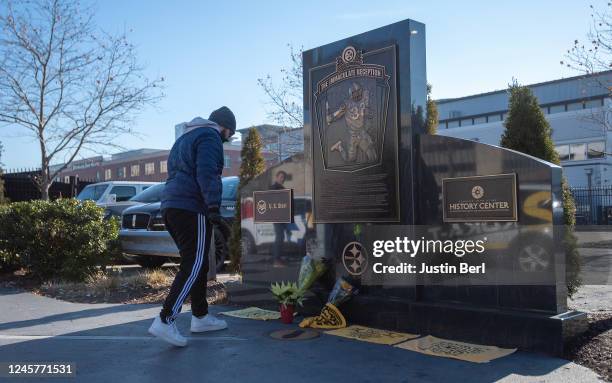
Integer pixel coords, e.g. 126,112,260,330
471,185,484,199
342,241,368,276
256,200,267,214
341,46,357,63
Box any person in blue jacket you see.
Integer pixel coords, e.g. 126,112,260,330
148,107,235,347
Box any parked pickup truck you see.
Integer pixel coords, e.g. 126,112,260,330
76,181,159,218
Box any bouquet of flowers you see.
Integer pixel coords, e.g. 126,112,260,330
297,255,327,294
327,276,359,307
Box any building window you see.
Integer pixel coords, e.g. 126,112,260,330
555,145,570,161
64,176,70,183
96,171,101,181
567,102,584,111
264,142,280,154
117,167,125,178
549,104,565,114
584,99,604,109
460,118,472,127
447,120,460,128
570,143,587,161
130,164,140,177
224,154,231,168
145,162,155,175
587,141,605,159
473,116,487,125
105,168,112,180
488,114,501,123
159,160,167,173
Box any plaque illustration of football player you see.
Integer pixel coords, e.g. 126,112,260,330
326,82,377,164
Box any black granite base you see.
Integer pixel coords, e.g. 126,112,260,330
228,281,587,356
337,294,587,357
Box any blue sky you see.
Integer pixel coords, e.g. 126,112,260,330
0,0,595,169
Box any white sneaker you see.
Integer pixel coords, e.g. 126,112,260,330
148,317,187,347
190,314,228,333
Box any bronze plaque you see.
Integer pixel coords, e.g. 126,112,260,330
442,173,518,222
253,189,293,223
310,45,399,223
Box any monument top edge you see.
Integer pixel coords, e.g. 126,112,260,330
302,18,425,55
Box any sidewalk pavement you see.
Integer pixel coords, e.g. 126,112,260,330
0,288,604,383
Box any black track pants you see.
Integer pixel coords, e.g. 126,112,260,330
160,208,211,323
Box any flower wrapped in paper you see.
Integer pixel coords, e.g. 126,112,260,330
327,276,359,307
297,255,328,294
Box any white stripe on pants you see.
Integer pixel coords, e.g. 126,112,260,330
169,213,206,321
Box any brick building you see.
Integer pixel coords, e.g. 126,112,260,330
52,143,270,183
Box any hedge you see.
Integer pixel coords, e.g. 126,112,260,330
0,199,119,281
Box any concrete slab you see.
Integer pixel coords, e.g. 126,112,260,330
0,288,604,383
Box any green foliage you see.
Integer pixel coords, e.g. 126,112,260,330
561,177,576,226
270,281,305,307
0,199,119,281
227,197,243,273
561,177,581,297
238,128,266,186
501,83,559,163
500,82,581,297
425,84,439,135
228,128,266,272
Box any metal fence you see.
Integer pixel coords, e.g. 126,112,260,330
570,186,612,225
1,169,95,202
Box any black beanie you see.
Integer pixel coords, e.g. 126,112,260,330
209,106,236,135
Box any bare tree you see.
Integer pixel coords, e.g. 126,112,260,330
0,0,164,199
561,2,612,134
257,44,304,162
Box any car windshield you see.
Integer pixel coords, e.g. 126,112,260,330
76,184,108,201
129,183,164,203
222,178,238,200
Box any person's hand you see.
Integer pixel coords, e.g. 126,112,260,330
208,207,231,239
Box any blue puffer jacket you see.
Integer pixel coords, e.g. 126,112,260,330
161,118,224,214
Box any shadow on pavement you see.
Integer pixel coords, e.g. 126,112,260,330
0,303,156,332
0,303,597,383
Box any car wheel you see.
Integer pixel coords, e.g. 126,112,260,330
136,256,167,269
305,234,317,256
241,231,256,257
213,226,227,273
517,243,550,272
